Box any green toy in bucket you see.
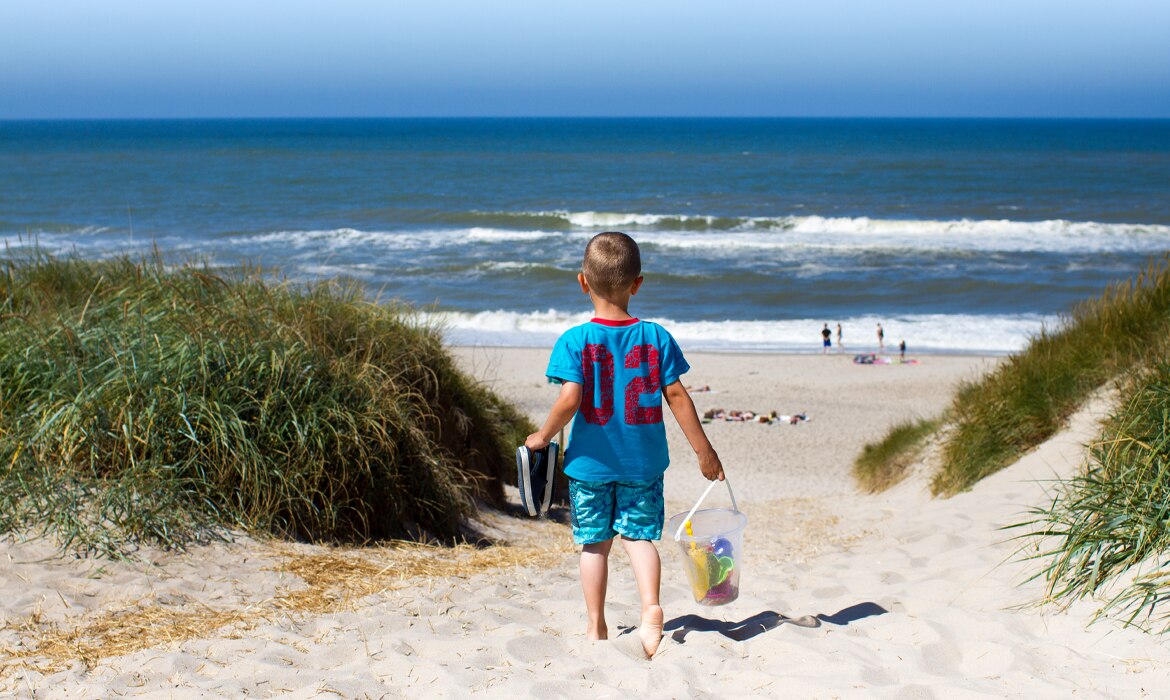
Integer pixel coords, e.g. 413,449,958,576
668,476,747,606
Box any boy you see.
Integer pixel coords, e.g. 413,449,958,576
524,231,724,659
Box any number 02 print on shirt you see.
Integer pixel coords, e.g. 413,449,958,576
580,344,662,426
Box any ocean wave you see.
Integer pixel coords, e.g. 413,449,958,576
238,228,434,249
10,214,1170,263
220,216,1170,257
421,309,1057,354
232,227,575,250
476,260,550,271
447,210,745,231
11,214,1170,269
563,211,747,230
437,209,1170,247
464,228,563,243
296,263,376,279
632,218,1170,255
0,227,164,257
290,214,1170,256
0,225,113,246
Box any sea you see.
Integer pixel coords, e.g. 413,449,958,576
3,118,1170,354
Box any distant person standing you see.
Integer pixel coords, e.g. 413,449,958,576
836,323,843,353
821,323,832,354
899,339,906,361
876,323,885,352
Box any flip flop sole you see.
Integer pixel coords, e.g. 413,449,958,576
516,447,537,516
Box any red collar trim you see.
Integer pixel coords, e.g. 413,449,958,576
590,317,640,327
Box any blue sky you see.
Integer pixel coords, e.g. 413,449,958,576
3,1,1168,118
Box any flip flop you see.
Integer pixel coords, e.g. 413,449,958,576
515,441,559,516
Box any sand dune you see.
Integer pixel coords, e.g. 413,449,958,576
3,349,1168,698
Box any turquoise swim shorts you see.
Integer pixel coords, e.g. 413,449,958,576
568,475,665,545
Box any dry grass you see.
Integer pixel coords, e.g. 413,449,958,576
2,605,260,676
0,531,574,677
273,537,572,614
741,497,878,565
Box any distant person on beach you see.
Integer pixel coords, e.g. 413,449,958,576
821,323,832,354
877,323,885,352
899,339,906,361
836,323,843,353
525,231,724,659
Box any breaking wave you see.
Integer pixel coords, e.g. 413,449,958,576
420,309,1056,354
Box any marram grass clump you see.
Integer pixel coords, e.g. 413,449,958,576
853,417,940,493
1013,361,1170,633
0,253,533,556
853,253,1170,630
856,254,1170,497
933,255,1170,496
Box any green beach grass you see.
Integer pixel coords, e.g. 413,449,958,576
852,417,940,493
932,258,1170,496
856,253,1170,629
0,253,534,556
857,254,1170,498
1014,361,1170,632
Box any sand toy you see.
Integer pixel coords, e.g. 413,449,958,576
668,477,747,606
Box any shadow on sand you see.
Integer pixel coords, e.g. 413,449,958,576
664,602,888,643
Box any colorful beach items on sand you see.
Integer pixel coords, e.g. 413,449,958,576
669,478,747,606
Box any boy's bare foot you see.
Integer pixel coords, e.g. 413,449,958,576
587,621,608,641
639,605,664,658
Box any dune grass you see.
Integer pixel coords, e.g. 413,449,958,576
932,256,1170,496
856,253,1170,629
855,254,1170,498
0,252,534,556
1013,361,1170,632
853,417,940,493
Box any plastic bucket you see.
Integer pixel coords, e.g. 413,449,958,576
668,479,747,606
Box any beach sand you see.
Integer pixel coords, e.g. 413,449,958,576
3,348,1169,698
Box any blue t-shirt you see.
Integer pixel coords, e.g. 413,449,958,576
546,319,690,482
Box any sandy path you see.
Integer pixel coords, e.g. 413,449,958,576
3,349,1168,698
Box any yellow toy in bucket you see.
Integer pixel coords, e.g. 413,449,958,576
684,520,711,600
668,476,747,606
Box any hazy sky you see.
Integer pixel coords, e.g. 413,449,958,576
3,1,1168,118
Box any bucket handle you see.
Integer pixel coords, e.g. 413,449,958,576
673,476,738,541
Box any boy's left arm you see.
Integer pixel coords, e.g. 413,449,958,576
663,381,725,481
525,381,581,450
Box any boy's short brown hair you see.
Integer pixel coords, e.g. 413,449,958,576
582,232,641,297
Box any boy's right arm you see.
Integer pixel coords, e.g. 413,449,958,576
663,380,725,481
525,381,581,450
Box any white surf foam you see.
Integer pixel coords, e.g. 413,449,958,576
237,228,442,250
222,216,1170,257
296,263,376,279
233,227,575,250
563,211,723,228
8,214,1170,259
547,210,1170,250
476,261,548,271
0,229,170,257
632,219,1170,255
421,309,1056,354
464,228,566,243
